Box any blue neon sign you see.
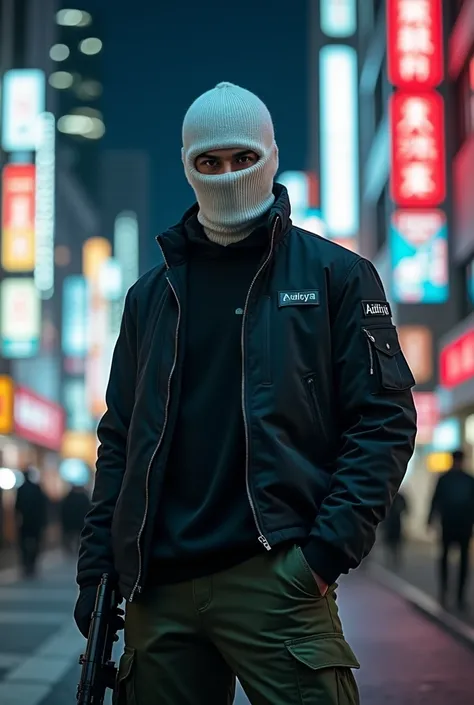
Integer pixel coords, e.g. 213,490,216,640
390,210,449,303
320,0,357,38
319,45,359,239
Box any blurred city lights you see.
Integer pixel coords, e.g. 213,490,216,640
0,468,17,491
114,212,139,293
49,71,74,89
56,9,91,27
79,38,103,56
59,458,89,486
99,258,123,301
34,112,56,299
57,114,105,139
49,44,70,61
320,0,356,38
75,79,103,100
319,45,359,239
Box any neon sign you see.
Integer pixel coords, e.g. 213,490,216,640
387,0,443,89
389,92,446,207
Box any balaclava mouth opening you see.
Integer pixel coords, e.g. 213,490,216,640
182,82,279,246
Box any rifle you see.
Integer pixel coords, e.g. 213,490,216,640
76,573,119,705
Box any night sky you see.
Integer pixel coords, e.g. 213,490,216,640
90,0,309,248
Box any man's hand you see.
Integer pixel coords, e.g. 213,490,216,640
74,585,125,639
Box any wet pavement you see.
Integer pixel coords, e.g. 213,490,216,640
0,551,473,704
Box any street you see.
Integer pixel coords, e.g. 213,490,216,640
0,551,473,704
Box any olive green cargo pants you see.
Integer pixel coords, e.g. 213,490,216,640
114,544,360,704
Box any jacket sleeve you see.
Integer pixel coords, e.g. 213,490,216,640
303,258,417,585
77,289,137,589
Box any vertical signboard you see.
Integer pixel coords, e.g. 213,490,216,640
0,279,41,357
62,276,89,358
1,164,36,271
319,45,359,240
389,92,446,207
387,0,443,89
34,112,56,299
387,0,447,303
1,70,46,152
114,212,139,295
390,210,448,302
320,0,356,38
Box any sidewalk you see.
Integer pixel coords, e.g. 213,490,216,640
367,538,474,646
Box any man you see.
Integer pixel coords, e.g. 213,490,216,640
60,484,91,555
75,82,417,704
15,466,48,577
428,449,474,610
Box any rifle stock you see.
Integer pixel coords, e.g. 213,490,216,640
76,573,119,705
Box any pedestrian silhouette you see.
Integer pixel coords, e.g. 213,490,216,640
60,485,91,555
428,450,474,611
15,466,48,577
381,491,409,570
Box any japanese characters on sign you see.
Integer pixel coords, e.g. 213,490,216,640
1,164,36,272
387,0,443,89
390,92,446,207
390,209,448,303
440,328,474,389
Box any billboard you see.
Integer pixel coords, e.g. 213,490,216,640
1,164,36,271
389,92,446,208
62,276,89,358
412,392,439,444
14,386,65,451
390,209,448,303
398,325,433,384
34,112,56,299
440,328,474,389
0,278,41,357
387,0,443,89
1,70,45,152
319,45,359,239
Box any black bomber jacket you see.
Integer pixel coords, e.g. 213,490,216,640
77,185,417,601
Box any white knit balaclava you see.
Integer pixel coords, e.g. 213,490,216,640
182,82,279,246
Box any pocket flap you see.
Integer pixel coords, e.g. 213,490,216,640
366,327,401,357
118,647,135,681
286,633,360,671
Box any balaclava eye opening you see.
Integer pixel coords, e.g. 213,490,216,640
182,82,279,246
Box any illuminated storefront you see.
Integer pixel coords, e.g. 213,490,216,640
0,378,66,545
438,317,474,468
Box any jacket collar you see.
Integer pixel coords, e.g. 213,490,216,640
156,183,292,269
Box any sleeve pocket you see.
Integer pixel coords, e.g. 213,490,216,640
363,326,416,393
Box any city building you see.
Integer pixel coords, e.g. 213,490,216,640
51,5,105,208
357,0,472,534
0,0,102,544
437,0,474,467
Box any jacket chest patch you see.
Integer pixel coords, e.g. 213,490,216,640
278,290,320,307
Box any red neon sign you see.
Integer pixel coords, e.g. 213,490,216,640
390,91,446,207
387,0,444,89
14,386,65,451
440,329,474,389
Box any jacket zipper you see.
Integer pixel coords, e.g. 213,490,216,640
306,377,330,445
241,216,280,552
363,328,375,375
129,247,181,602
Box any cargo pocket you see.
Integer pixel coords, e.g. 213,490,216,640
363,326,415,394
113,647,136,705
286,633,360,704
